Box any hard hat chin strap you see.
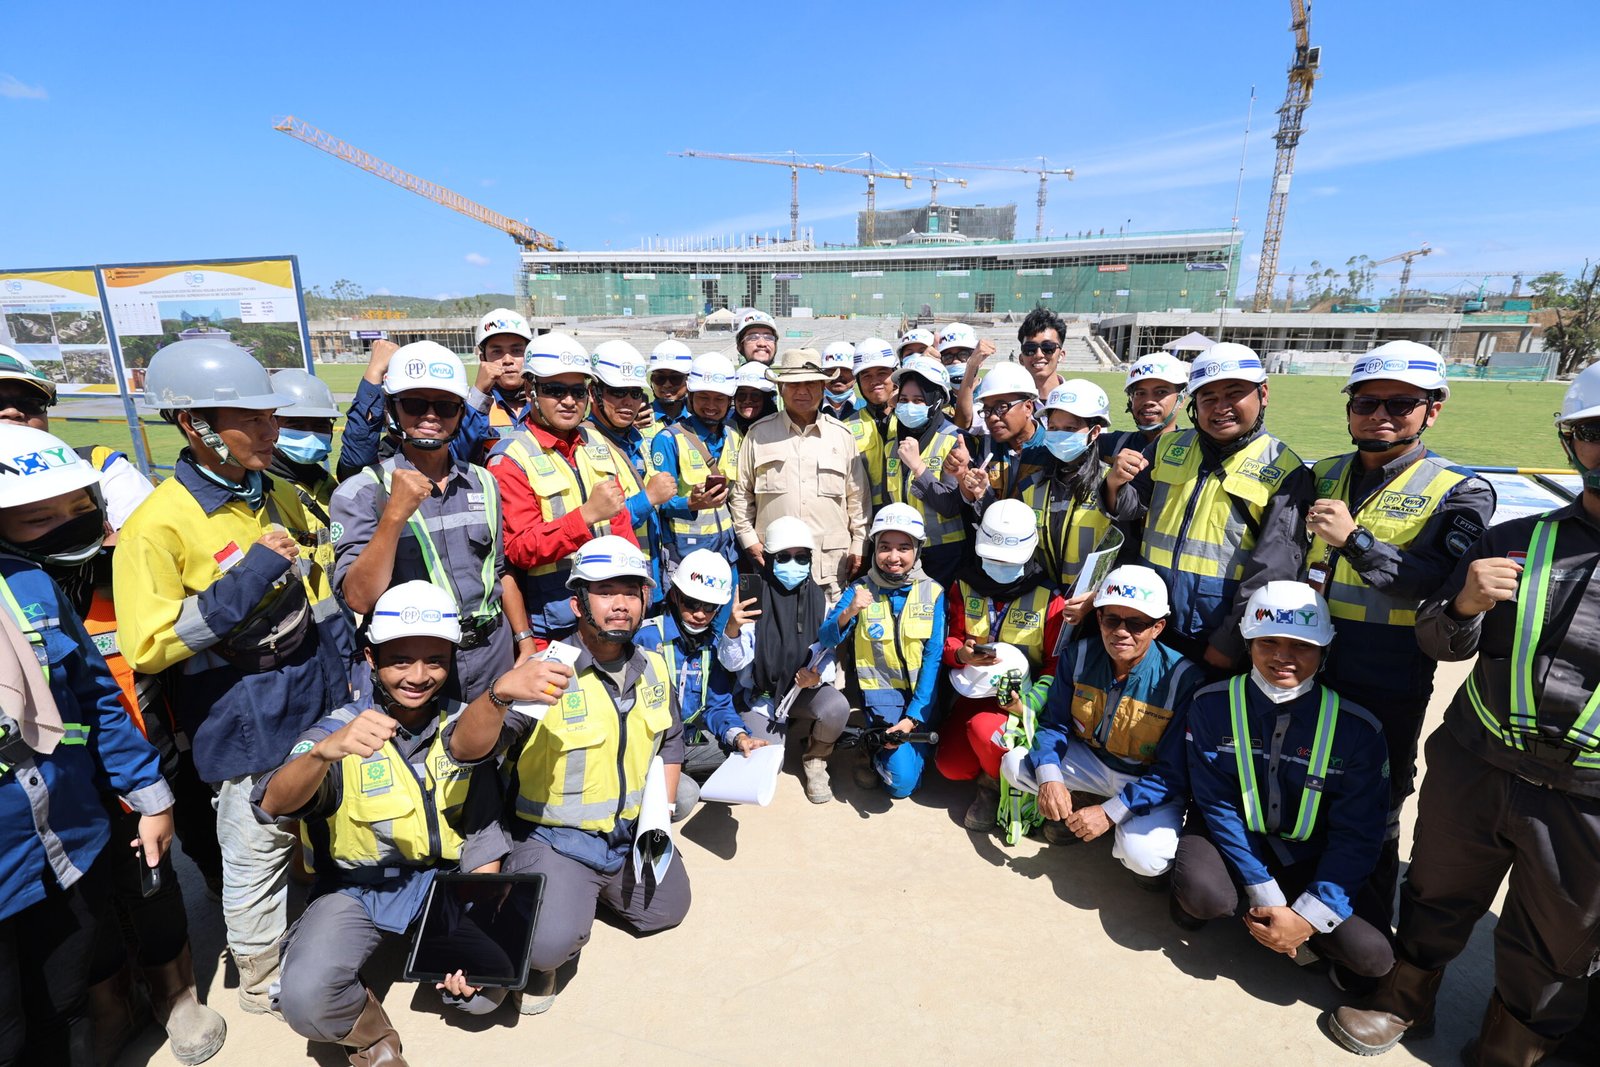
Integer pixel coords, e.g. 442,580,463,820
1560,437,1600,493
188,415,233,466
577,585,640,644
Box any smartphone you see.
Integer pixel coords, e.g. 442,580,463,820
138,845,162,898
703,473,728,493
737,572,762,604
972,642,999,658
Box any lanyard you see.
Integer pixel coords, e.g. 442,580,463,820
664,637,710,723
1228,675,1340,842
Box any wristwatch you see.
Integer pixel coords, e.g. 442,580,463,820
1348,525,1377,555
512,629,535,643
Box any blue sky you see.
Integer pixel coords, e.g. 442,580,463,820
6,1,1598,302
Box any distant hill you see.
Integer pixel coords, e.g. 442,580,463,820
303,292,520,320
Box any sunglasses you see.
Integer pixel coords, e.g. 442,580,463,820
537,382,589,401
1099,611,1161,636
981,398,1029,421
0,394,49,417
1020,341,1061,356
395,397,464,419
1347,395,1431,418
600,385,647,402
678,594,718,615
772,550,812,565
651,372,687,386
1563,422,1600,443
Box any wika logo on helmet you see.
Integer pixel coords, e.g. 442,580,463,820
1253,606,1322,626
1100,582,1156,601
687,570,729,591
0,447,77,477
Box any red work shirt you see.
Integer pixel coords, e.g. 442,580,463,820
942,583,1068,670
489,422,638,572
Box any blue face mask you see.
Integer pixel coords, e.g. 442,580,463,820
894,401,930,430
1043,429,1091,464
277,429,333,466
773,559,810,590
981,559,1026,584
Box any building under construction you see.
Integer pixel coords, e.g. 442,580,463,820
858,203,1017,246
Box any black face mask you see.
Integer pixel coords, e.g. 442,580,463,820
5,510,106,565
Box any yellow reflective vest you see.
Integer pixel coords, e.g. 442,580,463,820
956,580,1055,675
886,424,966,548
1022,467,1114,592
582,423,654,549
853,577,941,693
660,422,738,546
846,408,892,514
495,430,622,579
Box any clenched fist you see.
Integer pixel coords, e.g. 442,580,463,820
579,478,627,525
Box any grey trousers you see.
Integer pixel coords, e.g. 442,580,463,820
742,685,851,746
502,834,691,974
674,737,732,821
277,893,388,1043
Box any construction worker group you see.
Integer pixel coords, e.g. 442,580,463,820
1,299,1596,1067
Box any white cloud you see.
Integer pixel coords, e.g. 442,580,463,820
371,287,392,296
433,291,464,301
0,74,46,101
479,178,497,188
464,252,490,266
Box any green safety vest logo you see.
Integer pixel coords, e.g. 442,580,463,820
329,521,344,543
360,757,393,793
561,693,587,722
1165,445,1187,463
1373,490,1429,515
1317,478,1338,496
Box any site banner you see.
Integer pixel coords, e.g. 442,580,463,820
0,267,121,395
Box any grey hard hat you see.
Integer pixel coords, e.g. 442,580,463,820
270,368,340,418
140,339,280,411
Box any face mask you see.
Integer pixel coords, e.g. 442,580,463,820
277,429,332,465
679,617,711,635
773,559,810,590
826,385,855,401
894,401,930,430
1135,408,1178,433
4,510,106,565
1044,429,1091,464
981,559,1026,585
947,368,965,386
1250,666,1317,704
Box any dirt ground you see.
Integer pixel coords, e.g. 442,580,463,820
112,659,1589,1066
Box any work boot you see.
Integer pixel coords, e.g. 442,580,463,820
1168,895,1207,932
963,774,1000,832
518,969,557,1016
88,961,150,1067
1042,819,1077,846
853,756,882,790
232,944,283,1017
802,738,834,804
341,988,406,1066
1327,958,1443,1056
142,943,227,1065
1461,991,1563,1067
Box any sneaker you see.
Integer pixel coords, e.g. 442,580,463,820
801,758,834,804
519,969,557,1016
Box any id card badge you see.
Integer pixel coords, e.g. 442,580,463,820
1306,563,1329,593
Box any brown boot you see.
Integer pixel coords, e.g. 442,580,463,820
1461,992,1563,1067
142,943,227,1065
341,988,407,1067
88,962,150,1067
233,944,282,1017
1328,958,1442,1056
963,775,1000,832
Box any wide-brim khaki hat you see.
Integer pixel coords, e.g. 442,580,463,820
765,348,834,383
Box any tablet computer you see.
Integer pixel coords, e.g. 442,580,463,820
403,872,545,990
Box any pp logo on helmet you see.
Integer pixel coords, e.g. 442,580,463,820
404,359,427,379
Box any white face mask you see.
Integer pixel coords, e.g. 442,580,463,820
1250,667,1317,704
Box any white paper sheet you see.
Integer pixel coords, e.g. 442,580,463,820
770,643,836,723
632,756,675,883
511,640,582,719
1070,527,1126,599
697,743,787,806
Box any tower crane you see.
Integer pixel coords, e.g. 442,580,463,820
916,167,969,207
271,115,560,251
1252,0,1321,311
1371,244,1432,311
918,158,1075,239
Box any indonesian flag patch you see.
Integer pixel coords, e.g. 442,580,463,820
214,541,246,572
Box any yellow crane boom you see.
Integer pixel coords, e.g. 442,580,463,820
1253,0,1320,311
918,158,1075,239
272,115,560,251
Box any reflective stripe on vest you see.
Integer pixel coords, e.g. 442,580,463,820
498,431,619,577
887,425,965,548
662,424,736,544
1310,452,1470,626
0,575,47,684
1025,470,1114,591
957,581,1053,673
363,459,501,618
1462,519,1600,768
847,411,889,512
512,650,672,831
301,704,471,872
583,423,652,547
641,617,711,731
1229,675,1340,842
1142,430,1298,580
853,578,939,692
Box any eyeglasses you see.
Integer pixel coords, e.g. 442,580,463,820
940,349,971,364
1563,422,1600,443
394,397,465,419
772,550,812,565
1348,395,1431,418
536,382,589,401
1020,341,1061,357
1099,611,1160,636
981,398,1029,421
600,385,647,402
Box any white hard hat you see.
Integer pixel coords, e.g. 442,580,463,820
591,340,649,390
1187,342,1267,391
950,642,1031,700
734,308,777,342
383,341,471,400
975,498,1039,564
1094,565,1170,618
688,352,738,396
1125,354,1190,391
763,515,815,553
891,355,950,394
270,368,341,419
142,339,280,411
1042,379,1111,422
735,361,777,394
973,361,1038,403
649,339,695,375
0,345,57,404
566,535,655,589
1345,340,1450,399
0,425,100,509
475,308,533,347
1239,581,1335,647
671,549,735,606
1559,362,1600,425
820,341,856,374
898,328,936,353
869,502,927,544
523,332,592,380
936,322,978,353
853,337,898,374
366,580,462,645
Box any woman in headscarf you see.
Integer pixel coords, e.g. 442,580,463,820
884,356,969,588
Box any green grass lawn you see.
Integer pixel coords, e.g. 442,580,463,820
46,368,1570,474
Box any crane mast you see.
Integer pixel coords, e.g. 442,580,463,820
1253,0,1320,311
920,158,1075,239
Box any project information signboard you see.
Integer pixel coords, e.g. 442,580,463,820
0,267,121,394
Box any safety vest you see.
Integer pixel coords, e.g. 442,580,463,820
1229,675,1340,842
852,577,940,694
1465,519,1600,768
846,409,891,513
1309,451,1472,626
0,576,90,775
956,581,1054,674
300,704,471,874
886,424,966,548
639,617,711,735
496,429,621,578
1023,468,1115,592
512,650,672,832
362,459,501,620
582,423,654,549
661,423,737,548
1063,639,1179,770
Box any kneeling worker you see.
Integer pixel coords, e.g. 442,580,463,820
447,536,689,1016
258,582,568,1064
